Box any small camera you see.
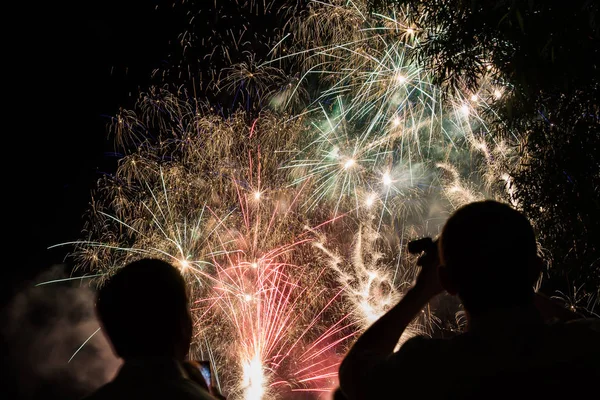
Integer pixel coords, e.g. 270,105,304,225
407,237,438,255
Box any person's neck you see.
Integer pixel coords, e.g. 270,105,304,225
118,356,187,380
466,302,543,335
124,355,181,365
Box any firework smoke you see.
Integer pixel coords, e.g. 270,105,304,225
2,266,120,399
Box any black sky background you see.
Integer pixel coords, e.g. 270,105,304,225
6,1,184,304
7,0,289,307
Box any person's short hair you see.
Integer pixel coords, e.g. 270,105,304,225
96,258,191,359
439,201,538,314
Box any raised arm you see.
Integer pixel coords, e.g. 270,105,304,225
338,251,443,399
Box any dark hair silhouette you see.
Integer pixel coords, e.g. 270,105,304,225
96,258,193,359
439,200,540,314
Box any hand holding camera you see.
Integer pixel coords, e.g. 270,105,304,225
407,237,444,297
183,360,227,399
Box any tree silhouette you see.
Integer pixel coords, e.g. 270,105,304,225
374,0,599,313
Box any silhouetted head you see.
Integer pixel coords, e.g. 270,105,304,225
96,258,193,360
438,201,541,315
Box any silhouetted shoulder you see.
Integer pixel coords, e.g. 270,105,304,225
82,381,118,400
364,322,600,399
541,318,600,361
563,317,600,332
83,373,215,400
361,335,455,398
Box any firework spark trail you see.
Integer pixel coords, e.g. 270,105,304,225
282,1,518,241
65,107,376,398
63,1,520,399
195,178,347,398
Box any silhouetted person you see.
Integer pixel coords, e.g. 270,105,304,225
339,201,599,399
85,258,215,400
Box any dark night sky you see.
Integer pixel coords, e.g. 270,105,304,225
6,0,285,304
6,1,181,302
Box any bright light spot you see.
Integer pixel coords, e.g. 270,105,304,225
251,262,258,269
406,28,414,34
253,191,261,201
330,146,340,159
179,259,190,270
344,158,356,169
473,141,487,152
395,73,406,84
470,94,478,102
382,172,392,186
459,104,470,117
242,353,265,400
244,294,253,302
486,64,492,71
365,193,377,207
391,116,401,127
493,89,502,99
360,301,378,325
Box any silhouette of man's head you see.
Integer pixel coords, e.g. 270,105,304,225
439,201,541,315
96,258,193,360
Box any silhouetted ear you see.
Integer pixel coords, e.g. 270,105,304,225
439,265,458,295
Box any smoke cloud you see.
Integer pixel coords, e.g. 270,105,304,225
2,265,121,399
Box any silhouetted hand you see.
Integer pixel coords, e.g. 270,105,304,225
182,361,209,391
182,361,227,399
413,242,443,298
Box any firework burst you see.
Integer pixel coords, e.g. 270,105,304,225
63,1,519,399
